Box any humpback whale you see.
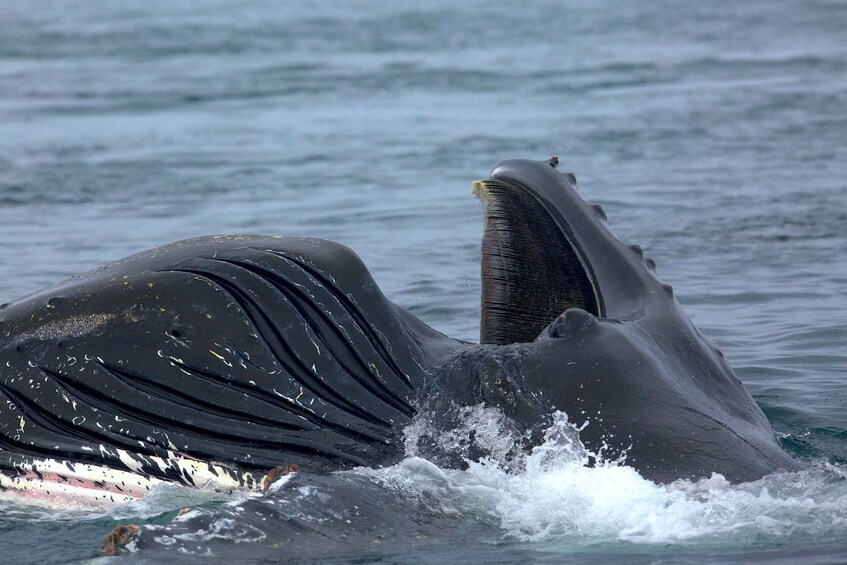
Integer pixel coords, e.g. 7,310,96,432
0,158,799,502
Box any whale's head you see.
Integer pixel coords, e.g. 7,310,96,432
472,158,799,483
473,157,687,345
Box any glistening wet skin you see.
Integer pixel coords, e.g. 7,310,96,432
0,159,799,509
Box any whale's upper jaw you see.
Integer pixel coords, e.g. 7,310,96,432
471,159,803,482
475,158,674,345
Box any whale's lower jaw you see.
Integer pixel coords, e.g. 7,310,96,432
0,451,271,509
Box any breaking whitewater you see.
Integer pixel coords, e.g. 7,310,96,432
2,407,845,562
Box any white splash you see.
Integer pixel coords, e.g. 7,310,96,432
369,409,847,548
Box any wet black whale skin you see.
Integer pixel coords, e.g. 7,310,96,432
0,159,800,485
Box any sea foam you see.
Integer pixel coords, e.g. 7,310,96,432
367,407,847,548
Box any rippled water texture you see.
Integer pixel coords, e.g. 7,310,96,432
0,0,845,562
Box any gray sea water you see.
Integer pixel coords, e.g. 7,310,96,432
0,0,845,563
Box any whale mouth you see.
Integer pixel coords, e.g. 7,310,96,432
473,177,601,345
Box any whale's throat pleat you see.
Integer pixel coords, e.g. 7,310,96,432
475,179,599,345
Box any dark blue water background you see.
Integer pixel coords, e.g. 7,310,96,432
0,0,845,562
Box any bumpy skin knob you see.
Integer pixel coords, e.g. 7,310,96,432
547,308,597,339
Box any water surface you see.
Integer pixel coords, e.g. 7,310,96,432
0,0,845,562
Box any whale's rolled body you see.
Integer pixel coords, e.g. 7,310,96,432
0,237,444,493
0,159,799,497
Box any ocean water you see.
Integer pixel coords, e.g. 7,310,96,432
0,0,845,562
